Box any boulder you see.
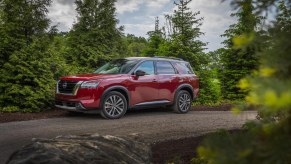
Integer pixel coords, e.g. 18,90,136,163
7,134,151,164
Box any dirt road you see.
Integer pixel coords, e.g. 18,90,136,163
0,109,257,164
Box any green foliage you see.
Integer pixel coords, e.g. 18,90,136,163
0,0,147,112
47,34,80,78
144,17,165,57
0,0,56,112
123,34,147,57
159,0,207,67
67,0,124,72
145,0,219,104
0,0,51,67
196,71,221,104
168,0,217,104
220,0,262,100
197,120,291,164
191,157,207,164
195,1,291,163
0,37,56,112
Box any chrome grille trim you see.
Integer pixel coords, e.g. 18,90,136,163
56,80,83,95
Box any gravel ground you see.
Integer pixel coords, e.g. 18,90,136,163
0,104,234,123
0,108,257,164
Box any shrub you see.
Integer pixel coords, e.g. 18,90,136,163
196,69,221,104
0,38,56,112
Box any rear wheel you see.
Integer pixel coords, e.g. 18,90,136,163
101,91,127,119
172,90,192,113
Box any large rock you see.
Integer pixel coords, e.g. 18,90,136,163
7,134,151,164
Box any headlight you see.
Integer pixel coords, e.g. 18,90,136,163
80,81,99,88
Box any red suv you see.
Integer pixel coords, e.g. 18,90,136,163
55,57,199,119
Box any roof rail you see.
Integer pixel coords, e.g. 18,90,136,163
153,56,184,61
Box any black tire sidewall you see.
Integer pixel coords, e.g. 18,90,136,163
101,91,127,119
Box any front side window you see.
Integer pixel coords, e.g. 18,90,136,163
134,61,155,75
94,59,139,74
156,61,176,74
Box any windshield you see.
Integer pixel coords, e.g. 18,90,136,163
94,59,139,74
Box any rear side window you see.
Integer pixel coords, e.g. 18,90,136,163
156,61,176,74
174,62,194,74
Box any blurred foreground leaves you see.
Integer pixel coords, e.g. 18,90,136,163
194,1,291,163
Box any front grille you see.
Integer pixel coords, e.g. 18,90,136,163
58,80,79,94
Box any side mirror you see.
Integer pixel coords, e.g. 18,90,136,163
135,70,146,77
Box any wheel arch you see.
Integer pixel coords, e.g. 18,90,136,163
100,86,130,108
174,84,194,101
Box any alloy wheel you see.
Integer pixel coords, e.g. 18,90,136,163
178,93,191,112
104,95,125,117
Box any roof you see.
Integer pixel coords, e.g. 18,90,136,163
125,56,185,62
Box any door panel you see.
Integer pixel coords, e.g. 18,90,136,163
158,75,179,101
129,75,159,105
128,61,159,106
156,61,180,101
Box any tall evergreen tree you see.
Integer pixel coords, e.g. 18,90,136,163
159,0,207,69
0,0,55,112
144,17,165,57
67,0,123,71
0,0,51,67
156,0,219,103
220,0,261,100
194,1,291,163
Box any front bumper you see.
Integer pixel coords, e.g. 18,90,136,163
55,100,87,112
55,100,99,114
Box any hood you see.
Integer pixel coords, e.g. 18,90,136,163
60,74,125,81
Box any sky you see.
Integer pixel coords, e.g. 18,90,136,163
48,0,237,52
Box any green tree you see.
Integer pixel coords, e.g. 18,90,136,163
0,0,56,112
220,0,262,100
123,34,147,57
159,0,207,67
0,0,51,67
206,48,225,71
194,1,291,163
152,0,219,104
67,0,124,72
144,17,165,57
47,33,79,79
150,0,222,104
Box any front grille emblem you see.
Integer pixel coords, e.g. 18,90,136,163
62,82,67,89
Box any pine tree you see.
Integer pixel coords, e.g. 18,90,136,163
0,0,51,67
195,1,291,163
144,17,165,57
159,0,207,69
148,0,219,104
0,0,55,112
220,0,261,100
67,0,123,72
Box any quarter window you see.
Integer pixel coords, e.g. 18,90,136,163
134,61,155,75
174,62,194,74
156,61,176,74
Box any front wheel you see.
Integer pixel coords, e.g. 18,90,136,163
100,91,127,119
171,90,192,113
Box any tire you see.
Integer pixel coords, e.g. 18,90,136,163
100,91,128,119
171,90,192,114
